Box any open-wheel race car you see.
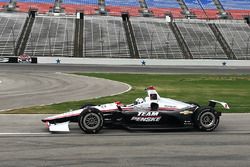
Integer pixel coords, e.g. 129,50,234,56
42,86,230,134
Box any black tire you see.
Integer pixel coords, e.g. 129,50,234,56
78,108,104,134
194,106,220,132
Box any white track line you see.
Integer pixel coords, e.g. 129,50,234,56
0,133,50,135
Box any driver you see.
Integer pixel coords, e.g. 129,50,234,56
134,98,144,105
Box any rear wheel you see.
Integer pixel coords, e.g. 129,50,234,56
78,108,103,134
194,107,220,132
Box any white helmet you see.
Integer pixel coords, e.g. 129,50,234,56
134,98,144,105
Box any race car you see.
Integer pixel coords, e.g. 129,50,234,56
42,86,230,134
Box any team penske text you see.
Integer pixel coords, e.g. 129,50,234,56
131,112,161,122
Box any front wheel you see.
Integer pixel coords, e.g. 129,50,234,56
78,108,104,134
194,107,220,132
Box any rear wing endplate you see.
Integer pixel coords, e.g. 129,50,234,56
209,100,230,110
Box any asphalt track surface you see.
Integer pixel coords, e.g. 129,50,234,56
0,66,130,111
0,64,250,167
0,114,250,167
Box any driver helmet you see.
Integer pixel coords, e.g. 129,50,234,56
134,98,144,105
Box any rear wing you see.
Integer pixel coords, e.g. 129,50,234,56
209,100,230,110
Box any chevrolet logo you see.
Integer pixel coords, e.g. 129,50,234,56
180,111,193,115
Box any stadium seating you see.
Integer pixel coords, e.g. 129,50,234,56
24,16,75,57
106,0,138,7
145,0,183,18
153,8,183,18
0,13,26,56
220,0,250,10
184,0,214,9
130,17,184,59
62,4,97,15
7,0,54,13
107,6,140,16
175,21,227,59
1,0,249,19
105,0,140,16
63,0,98,14
216,22,250,59
84,16,130,58
0,0,98,14
182,0,250,19
146,0,179,8
0,1,5,8
184,0,218,19
219,0,250,19
64,0,97,5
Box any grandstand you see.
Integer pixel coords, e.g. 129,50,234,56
105,0,140,16
83,16,130,58
220,0,250,10
175,20,227,59
184,0,218,19
130,17,183,59
24,16,75,57
216,22,250,59
220,0,250,19
0,0,250,60
145,0,182,18
0,13,26,56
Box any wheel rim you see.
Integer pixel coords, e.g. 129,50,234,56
200,112,216,128
83,113,100,130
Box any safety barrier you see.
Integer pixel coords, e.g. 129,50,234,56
37,57,250,67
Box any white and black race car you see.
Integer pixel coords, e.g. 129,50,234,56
42,86,230,134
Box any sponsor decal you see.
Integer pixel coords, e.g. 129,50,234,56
161,105,177,111
18,54,32,63
131,112,161,122
164,105,176,108
184,120,192,126
0,57,9,63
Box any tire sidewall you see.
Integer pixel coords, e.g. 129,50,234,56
78,108,103,134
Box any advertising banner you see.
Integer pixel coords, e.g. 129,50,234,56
0,57,9,63
0,56,37,63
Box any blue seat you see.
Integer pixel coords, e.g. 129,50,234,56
105,0,138,7
220,0,250,10
184,0,216,9
146,0,179,8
